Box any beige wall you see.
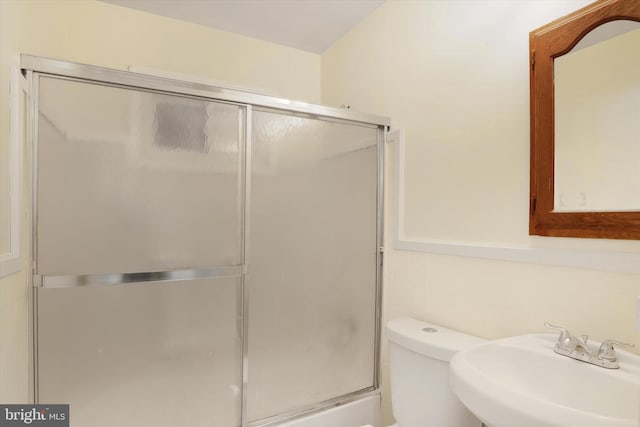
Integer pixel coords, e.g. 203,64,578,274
0,0,320,402
3,0,640,423
321,1,640,424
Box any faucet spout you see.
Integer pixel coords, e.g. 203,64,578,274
569,335,595,357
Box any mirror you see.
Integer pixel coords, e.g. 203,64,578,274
529,0,640,239
555,21,640,212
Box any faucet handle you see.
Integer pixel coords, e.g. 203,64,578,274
544,322,571,339
598,339,635,361
544,322,574,350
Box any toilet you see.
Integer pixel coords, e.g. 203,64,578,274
386,317,486,427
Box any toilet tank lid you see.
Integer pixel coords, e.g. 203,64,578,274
386,317,486,362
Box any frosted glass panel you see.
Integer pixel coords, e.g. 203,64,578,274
36,76,242,275
248,110,379,421
37,278,241,427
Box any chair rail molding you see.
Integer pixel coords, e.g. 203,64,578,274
385,129,640,274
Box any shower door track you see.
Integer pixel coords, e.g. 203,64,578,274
21,55,389,127
22,54,388,427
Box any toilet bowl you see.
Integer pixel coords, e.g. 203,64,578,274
386,317,486,427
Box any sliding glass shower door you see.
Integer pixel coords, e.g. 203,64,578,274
34,76,244,427
26,56,385,427
248,111,379,422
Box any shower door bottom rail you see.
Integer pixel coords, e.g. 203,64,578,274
248,387,379,427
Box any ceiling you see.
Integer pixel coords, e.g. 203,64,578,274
99,0,385,53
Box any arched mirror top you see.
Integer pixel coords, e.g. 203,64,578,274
570,19,640,52
529,0,640,239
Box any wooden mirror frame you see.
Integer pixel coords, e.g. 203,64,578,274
529,0,640,239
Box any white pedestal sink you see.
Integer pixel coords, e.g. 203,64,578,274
450,334,640,427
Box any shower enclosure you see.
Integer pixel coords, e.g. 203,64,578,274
22,55,388,427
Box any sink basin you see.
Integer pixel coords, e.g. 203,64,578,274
450,334,640,427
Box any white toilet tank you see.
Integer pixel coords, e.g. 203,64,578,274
386,317,486,427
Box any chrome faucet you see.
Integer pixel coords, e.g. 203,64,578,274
545,322,634,369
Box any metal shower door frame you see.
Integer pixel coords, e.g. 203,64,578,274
22,54,388,427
